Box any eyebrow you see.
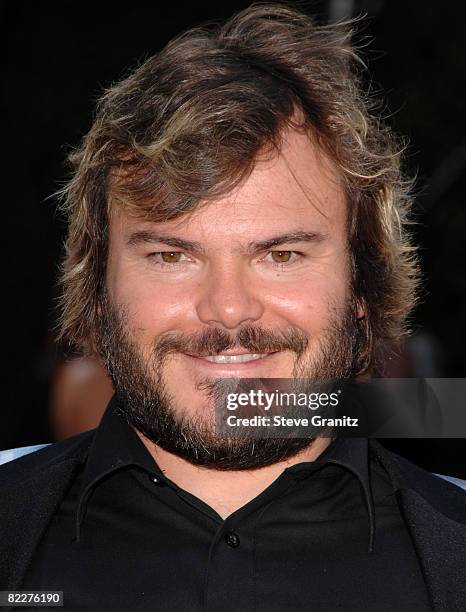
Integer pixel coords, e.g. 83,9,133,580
251,231,326,252
126,231,204,253
125,229,326,254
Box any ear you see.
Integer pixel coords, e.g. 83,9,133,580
96,297,102,319
356,300,365,320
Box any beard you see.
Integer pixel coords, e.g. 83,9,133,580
94,289,365,470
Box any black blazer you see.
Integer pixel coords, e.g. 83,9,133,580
1,434,465,611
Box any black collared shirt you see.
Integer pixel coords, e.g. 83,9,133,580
23,397,432,611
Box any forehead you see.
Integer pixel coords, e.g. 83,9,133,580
109,127,346,245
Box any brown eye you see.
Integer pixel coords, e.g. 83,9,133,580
270,251,292,263
160,252,183,263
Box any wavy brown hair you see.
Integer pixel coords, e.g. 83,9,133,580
54,3,419,374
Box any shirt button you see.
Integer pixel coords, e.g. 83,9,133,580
151,475,164,486
225,531,240,548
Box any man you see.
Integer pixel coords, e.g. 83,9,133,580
1,4,465,611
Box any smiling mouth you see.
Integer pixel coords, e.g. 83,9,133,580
201,353,269,363
184,351,279,365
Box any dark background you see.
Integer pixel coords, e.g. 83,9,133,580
2,1,466,475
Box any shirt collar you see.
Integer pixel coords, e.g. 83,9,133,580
76,394,160,541
76,395,377,551
325,436,375,553
280,436,376,552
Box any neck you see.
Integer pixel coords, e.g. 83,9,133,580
135,432,331,519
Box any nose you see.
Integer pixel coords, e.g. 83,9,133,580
195,262,265,330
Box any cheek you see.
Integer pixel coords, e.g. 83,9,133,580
266,269,350,329
110,267,194,342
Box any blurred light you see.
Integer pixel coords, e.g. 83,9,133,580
328,0,355,21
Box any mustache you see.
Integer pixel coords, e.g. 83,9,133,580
152,324,309,359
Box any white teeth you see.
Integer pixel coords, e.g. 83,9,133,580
203,353,268,363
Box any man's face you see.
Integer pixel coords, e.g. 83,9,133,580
98,127,363,468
